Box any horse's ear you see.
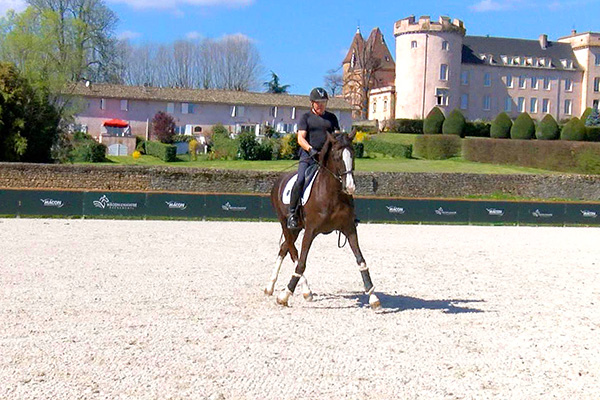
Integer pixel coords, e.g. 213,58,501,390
326,132,336,142
348,127,357,141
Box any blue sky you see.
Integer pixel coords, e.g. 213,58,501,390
1,0,599,94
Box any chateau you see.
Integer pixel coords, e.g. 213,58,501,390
344,15,600,125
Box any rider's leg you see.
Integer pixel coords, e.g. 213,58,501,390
287,161,308,229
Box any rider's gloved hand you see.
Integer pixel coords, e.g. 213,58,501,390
308,147,318,159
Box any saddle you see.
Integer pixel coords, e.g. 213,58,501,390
281,164,319,205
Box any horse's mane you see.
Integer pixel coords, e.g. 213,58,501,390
319,133,352,164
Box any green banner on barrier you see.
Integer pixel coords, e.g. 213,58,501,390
564,203,600,225
0,190,20,215
146,193,205,218
204,194,265,219
469,201,520,224
518,203,566,225
19,190,83,216
83,192,147,216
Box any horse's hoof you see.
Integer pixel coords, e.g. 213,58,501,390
276,289,291,307
264,283,275,296
369,294,381,310
303,292,314,302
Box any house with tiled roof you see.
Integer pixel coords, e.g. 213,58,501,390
364,15,600,125
68,83,353,155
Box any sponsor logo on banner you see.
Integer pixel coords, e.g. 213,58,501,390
580,210,598,218
165,201,187,210
221,202,247,211
40,198,64,208
531,209,553,218
486,208,505,216
386,206,405,214
93,195,138,210
435,207,457,216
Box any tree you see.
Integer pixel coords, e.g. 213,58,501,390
263,71,290,93
343,39,382,119
0,62,60,162
152,111,176,143
324,68,343,97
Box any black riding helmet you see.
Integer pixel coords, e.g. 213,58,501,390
309,87,329,102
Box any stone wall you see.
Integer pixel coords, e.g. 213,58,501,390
2,162,600,200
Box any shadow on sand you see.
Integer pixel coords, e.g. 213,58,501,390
312,292,485,314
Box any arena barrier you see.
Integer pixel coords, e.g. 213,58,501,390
2,188,600,225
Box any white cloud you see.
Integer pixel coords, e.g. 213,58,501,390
220,32,255,43
117,30,142,40
0,0,27,15
107,0,253,10
470,0,511,12
186,31,202,40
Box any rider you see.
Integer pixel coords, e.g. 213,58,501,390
287,87,340,229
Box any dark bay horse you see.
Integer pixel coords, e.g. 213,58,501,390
266,131,380,309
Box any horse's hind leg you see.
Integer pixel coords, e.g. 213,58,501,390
265,228,299,296
346,227,381,309
298,275,313,302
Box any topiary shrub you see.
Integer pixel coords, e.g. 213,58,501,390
560,117,586,141
463,120,491,137
490,112,512,139
363,140,412,158
510,113,535,140
413,134,461,159
145,140,177,162
189,139,198,160
353,142,365,158
581,107,593,123
536,114,559,140
586,126,600,142
387,118,423,133
442,109,466,136
423,107,445,134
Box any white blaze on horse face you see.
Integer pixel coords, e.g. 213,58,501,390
342,148,355,195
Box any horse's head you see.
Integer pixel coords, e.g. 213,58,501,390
321,129,356,195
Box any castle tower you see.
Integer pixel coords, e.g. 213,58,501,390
393,16,466,119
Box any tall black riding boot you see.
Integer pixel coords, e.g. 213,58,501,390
287,181,302,229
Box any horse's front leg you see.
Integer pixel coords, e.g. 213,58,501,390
277,229,316,306
265,229,300,296
345,225,380,309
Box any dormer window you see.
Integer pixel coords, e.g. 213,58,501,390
561,59,573,69
501,55,508,64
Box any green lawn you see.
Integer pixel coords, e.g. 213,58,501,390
98,154,556,175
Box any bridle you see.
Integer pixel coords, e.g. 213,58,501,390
313,143,354,185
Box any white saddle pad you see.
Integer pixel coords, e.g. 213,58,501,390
282,171,319,205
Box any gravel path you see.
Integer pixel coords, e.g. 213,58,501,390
1,218,599,399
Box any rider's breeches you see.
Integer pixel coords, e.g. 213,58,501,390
289,160,310,214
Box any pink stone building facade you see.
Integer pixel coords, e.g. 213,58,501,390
367,15,600,125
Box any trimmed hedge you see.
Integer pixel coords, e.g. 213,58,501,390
510,113,535,140
536,114,559,140
363,139,412,158
353,142,365,158
581,107,593,123
442,109,466,136
560,118,586,141
463,137,600,174
423,107,445,134
586,126,600,142
490,112,512,139
413,134,461,160
72,141,106,162
386,118,423,134
463,120,491,137
146,140,177,162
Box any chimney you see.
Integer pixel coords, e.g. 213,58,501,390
571,29,577,36
539,34,548,50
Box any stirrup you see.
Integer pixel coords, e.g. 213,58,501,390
287,213,299,229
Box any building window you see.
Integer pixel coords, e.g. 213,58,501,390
542,98,550,113
531,77,538,90
483,95,491,111
595,54,600,66
505,74,513,88
504,97,512,112
350,52,356,68
594,78,600,93
167,102,175,113
442,41,449,51
383,99,388,112
593,100,599,110
435,88,449,106
100,98,106,110
518,75,526,89
291,107,296,119
518,97,525,112
530,98,538,113
231,105,245,117
564,99,572,115
460,94,468,110
440,64,448,81
565,78,573,92
372,100,377,113
182,102,193,114
543,77,551,90
461,71,469,86
411,40,417,49
484,73,491,87
120,99,128,111
270,106,278,117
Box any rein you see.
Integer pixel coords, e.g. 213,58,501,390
312,148,354,184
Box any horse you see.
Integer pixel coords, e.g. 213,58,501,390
265,130,381,309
